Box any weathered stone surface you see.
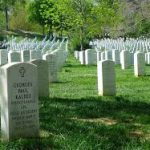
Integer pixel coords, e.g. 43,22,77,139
0,62,39,140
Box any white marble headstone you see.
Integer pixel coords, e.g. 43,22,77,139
43,53,58,82
79,51,85,65
8,51,21,63
130,52,134,65
120,50,130,69
30,51,42,60
74,51,79,59
0,62,39,140
31,59,49,97
134,52,145,77
97,60,116,96
85,49,97,65
105,51,112,60
21,50,30,62
0,49,8,66
97,51,101,62
146,52,150,64
112,49,120,64
101,52,105,61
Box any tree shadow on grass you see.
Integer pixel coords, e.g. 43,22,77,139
38,96,150,149
52,81,71,84
1,96,150,149
0,137,60,150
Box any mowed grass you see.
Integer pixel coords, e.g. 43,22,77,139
1,56,150,150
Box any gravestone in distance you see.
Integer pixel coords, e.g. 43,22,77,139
97,51,101,62
8,51,21,63
30,51,42,60
74,51,79,59
0,49,7,66
134,52,145,77
85,49,97,65
30,59,49,97
120,50,130,69
145,53,148,64
0,62,39,140
51,50,60,72
101,52,105,61
58,49,67,70
97,60,116,96
21,50,30,62
79,51,85,65
130,52,134,65
146,52,150,64
43,53,58,82
112,49,120,64
105,50,112,60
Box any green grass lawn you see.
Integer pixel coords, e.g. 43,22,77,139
1,56,150,150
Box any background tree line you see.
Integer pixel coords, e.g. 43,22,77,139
0,0,149,50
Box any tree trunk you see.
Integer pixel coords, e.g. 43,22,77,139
48,24,53,39
80,39,83,51
42,25,45,35
80,27,84,51
5,6,9,31
60,15,63,38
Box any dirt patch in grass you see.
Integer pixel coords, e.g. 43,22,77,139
129,130,150,141
70,117,117,126
129,130,144,138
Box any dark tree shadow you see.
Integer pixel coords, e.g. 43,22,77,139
37,96,150,149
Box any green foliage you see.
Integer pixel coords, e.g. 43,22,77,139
28,0,120,50
9,2,42,33
119,1,150,38
0,0,150,41
135,19,150,37
0,0,26,30
0,11,5,29
28,0,48,26
125,19,150,38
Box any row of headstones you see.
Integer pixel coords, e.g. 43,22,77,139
74,49,150,69
0,49,42,65
97,51,145,96
0,49,67,82
74,49,131,66
0,48,67,141
5,36,67,56
91,38,150,53
5,36,56,51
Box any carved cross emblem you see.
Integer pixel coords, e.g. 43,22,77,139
19,67,26,77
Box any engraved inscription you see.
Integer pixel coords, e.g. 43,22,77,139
10,80,38,136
